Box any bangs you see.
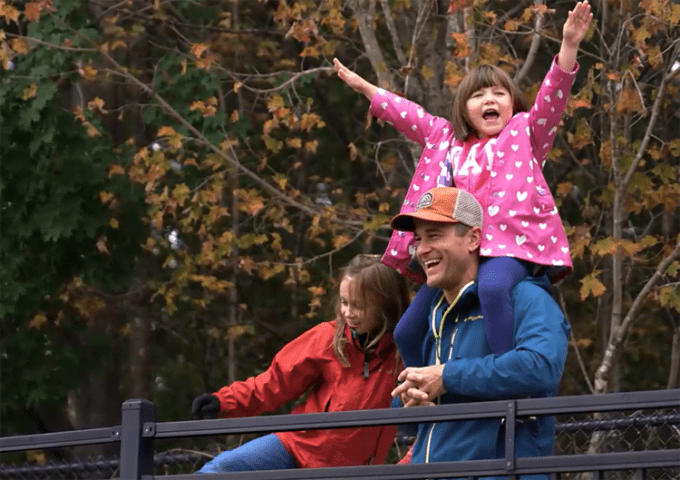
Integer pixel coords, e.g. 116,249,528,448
460,65,514,99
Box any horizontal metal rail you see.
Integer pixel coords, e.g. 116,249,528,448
145,389,680,439
1,389,678,479
0,426,121,453
136,450,680,480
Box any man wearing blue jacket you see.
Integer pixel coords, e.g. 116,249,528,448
390,186,570,473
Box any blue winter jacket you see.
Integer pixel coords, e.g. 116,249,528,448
395,275,569,478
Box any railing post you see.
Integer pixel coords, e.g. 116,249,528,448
504,400,516,472
120,399,156,479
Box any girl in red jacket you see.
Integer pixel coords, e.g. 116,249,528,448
192,254,410,473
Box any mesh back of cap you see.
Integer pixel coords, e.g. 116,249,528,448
455,191,484,227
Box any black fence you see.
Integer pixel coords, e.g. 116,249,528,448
1,389,679,479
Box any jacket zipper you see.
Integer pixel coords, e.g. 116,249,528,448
423,282,473,464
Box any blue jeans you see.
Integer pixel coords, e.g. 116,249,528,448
198,433,297,473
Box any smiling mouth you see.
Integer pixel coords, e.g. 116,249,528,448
424,259,441,271
482,109,500,120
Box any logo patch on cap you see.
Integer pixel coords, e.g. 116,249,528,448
416,192,434,210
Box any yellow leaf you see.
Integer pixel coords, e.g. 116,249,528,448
590,237,618,256
29,313,48,330
579,272,607,300
22,84,38,100
157,126,176,137
79,65,98,80
190,42,209,58
363,215,389,232
109,218,119,229
304,140,319,153
99,191,114,204
108,164,125,177
421,65,435,81
1,3,21,23
10,37,28,54
267,95,285,112
332,234,350,249
87,97,107,113
300,113,325,131
286,137,302,149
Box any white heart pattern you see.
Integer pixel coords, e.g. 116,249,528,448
488,206,500,216
500,224,507,231
538,245,545,251
506,174,514,181
511,144,519,152
516,235,527,246
539,223,547,230
481,248,493,255
417,108,424,118
486,234,493,240
511,129,518,136
552,259,564,266
381,102,388,109
400,111,407,118
521,221,529,227
515,161,522,168
439,141,449,151
516,191,528,202
509,210,517,216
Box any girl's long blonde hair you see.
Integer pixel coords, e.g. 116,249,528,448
332,254,410,367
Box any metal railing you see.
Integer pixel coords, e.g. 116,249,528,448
1,389,679,479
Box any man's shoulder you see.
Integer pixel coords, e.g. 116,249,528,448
513,275,555,300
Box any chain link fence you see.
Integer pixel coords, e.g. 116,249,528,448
2,407,679,479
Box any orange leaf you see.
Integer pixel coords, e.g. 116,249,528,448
108,164,125,177
579,272,606,300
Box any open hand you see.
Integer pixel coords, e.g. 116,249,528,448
333,58,377,100
563,1,593,48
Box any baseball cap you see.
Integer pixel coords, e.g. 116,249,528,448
390,187,483,232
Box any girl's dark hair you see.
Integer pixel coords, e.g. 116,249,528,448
451,64,530,141
332,254,410,367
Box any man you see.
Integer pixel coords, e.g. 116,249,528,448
390,187,570,471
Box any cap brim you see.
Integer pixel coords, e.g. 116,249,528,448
390,211,459,232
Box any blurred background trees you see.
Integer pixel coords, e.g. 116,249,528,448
1,0,678,445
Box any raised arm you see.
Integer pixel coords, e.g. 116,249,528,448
333,58,378,100
557,1,593,72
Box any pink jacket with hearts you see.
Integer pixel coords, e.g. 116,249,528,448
374,57,575,284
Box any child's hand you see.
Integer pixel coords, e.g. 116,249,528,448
333,58,377,100
563,1,593,48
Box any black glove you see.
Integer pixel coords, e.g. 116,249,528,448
191,393,221,420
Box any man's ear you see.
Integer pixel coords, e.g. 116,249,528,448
467,226,482,252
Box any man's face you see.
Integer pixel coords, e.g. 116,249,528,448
413,219,480,300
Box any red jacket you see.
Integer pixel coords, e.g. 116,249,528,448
213,321,400,468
